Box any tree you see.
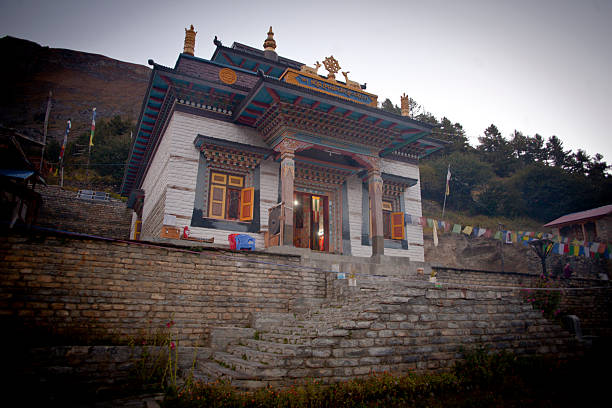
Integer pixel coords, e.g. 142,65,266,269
545,135,571,168
435,117,469,154
420,152,494,213
477,124,517,177
586,153,609,182
528,133,547,163
380,98,401,115
568,149,590,175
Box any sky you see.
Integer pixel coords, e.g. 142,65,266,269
1,0,611,161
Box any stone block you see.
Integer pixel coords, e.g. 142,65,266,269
368,347,395,357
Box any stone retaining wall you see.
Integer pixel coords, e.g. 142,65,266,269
0,230,325,345
34,185,132,239
432,266,612,338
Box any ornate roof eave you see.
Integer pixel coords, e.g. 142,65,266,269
174,52,264,78
194,134,273,158
233,75,435,134
210,42,302,76
121,64,156,196
121,61,256,196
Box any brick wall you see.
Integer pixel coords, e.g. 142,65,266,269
0,230,325,346
34,185,131,239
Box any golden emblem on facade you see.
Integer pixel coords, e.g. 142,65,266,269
219,68,237,85
322,56,341,81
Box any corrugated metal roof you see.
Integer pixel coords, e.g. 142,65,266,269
544,204,612,227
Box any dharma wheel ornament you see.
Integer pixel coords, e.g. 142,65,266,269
323,56,341,81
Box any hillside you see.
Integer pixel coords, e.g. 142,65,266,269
0,36,150,144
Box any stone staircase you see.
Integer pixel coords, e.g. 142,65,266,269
193,261,580,389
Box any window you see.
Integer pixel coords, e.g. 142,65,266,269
208,171,253,221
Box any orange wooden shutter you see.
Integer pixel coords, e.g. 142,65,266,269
391,212,405,240
134,220,142,240
240,187,254,221
209,185,226,219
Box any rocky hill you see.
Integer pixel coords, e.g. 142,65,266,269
0,36,150,143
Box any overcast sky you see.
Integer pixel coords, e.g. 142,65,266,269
2,0,611,162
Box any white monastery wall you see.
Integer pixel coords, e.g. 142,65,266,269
345,160,424,260
141,110,268,247
346,174,371,257
381,158,424,261
259,158,280,232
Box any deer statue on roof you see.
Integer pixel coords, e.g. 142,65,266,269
341,71,361,91
300,61,321,75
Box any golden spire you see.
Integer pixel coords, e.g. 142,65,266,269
263,26,276,51
400,93,410,117
183,25,197,56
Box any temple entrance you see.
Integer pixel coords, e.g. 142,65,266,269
293,192,329,251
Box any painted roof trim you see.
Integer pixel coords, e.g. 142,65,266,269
543,204,612,228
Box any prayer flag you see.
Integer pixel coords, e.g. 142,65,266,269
598,243,607,254
433,221,438,247
462,225,473,235
444,222,452,233
452,224,461,234
427,218,434,228
59,120,71,162
494,230,502,240
421,217,427,227
484,229,492,238
89,107,96,147
445,164,451,196
478,228,487,237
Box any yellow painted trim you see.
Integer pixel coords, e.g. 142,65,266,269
391,212,405,240
280,68,378,107
211,172,227,185
228,175,244,187
240,187,254,221
209,184,226,219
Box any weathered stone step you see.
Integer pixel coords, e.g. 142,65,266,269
226,345,289,367
212,351,288,378
258,332,314,345
243,338,311,357
251,312,297,331
265,325,321,336
195,361,276,390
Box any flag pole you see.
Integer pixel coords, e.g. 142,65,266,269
59,119,71,188
441,164,450,219
86,107,96,185
40,91,52,173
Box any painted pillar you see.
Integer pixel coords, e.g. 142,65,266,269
275,138,314,247
279,143,296,246
367,167,385,256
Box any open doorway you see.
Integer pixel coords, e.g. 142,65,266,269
293,192,329,251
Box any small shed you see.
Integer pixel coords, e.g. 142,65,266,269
543,205,612,242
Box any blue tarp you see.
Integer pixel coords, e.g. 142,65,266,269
0,169,35,179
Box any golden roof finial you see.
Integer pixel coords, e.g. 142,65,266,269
263,26,276,51
400,93,411,117
183,25,197,56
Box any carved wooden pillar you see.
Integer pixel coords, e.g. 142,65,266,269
279,144,295,246
353,153,384,256
275,138,314,247
367,167,384,256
